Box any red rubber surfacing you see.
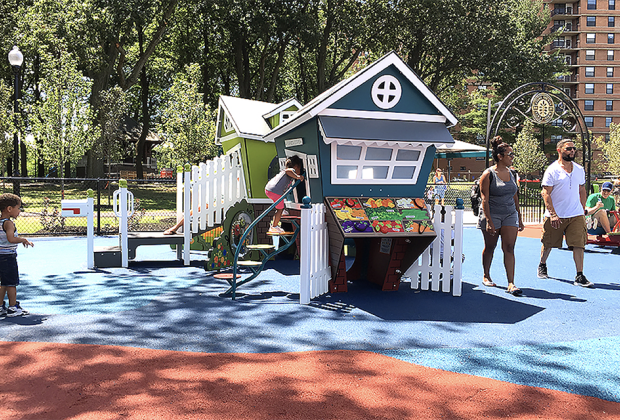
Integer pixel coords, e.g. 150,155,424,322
1,341,618,420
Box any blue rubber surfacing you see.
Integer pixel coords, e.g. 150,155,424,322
1,228,619,402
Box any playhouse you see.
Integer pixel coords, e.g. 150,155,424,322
85,51,464,301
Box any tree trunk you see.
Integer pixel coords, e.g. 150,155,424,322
136,27,149,179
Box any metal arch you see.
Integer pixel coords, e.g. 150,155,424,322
487,82,591,191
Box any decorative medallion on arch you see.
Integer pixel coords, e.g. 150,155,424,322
488,82,592,190
371,75,402,109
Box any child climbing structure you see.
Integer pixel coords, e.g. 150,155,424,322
214,51,464,299
91,51,465,301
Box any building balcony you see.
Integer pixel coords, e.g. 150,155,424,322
551,39,574,50
557,74,579,84
551,6,576,18
551,22,577,33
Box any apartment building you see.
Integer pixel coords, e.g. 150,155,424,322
546,0,619,142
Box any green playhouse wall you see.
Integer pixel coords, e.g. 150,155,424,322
222,137,276,199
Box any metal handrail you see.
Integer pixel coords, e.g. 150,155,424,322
230,175,305,299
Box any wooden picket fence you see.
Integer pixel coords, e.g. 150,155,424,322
176,146,247,234
405,205,465,296
299,203,331,304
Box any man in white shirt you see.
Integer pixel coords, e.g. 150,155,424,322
537,139,593,287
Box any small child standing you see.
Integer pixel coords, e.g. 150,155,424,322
264,155,304,234
0,193,33,317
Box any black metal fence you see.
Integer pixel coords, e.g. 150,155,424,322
0,177,177,236
425,182,544,224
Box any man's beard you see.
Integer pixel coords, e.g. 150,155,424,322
563,153,575,162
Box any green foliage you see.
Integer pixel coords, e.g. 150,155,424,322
95,87,129,174
512,120,548,178
29,51,95,179
156,64,218,167
596,123,620,175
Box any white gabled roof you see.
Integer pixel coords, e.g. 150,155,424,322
262,98,302,119
217,96,277,141
264,51,459,142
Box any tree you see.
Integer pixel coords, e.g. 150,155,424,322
512,120,548,180
0,81,15,176
595,123,620,176
375,0,561,96
30,51,94,192
157,64,218,167
94,86,129,177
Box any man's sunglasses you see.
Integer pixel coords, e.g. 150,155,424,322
565,147,577,151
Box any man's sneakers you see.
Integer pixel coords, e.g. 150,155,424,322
537,263,548,279
6,301,28,317
574,274,594,288
538,264,594,288
0,302,6,317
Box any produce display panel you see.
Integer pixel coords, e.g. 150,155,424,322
326,197,434,236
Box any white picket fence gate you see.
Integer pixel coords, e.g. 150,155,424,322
299,203,331,304
176,146,247,264
405,205,464,296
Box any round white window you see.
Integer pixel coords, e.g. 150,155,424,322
371,75,402,109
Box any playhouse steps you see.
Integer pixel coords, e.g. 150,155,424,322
93,246,122,268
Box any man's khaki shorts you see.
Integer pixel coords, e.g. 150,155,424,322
541,215,587,249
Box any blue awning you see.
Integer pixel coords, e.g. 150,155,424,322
318,116,454,146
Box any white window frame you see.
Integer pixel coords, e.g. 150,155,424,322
223,114,234,133
283,149,312,203
586,49,595,60
279,111,296,125
330,142,426,185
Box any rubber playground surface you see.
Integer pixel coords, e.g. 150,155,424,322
2,220,620,419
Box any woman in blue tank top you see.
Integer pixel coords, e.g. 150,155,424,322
477,136,524,296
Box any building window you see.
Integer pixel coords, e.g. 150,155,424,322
609,33,615,43
608,50,615,60
586,49,595,60
587,33,596,43
607,100,614,110
586,66,595,77
606,117,613,127
588,0,597,9
331,143,424,185
587,16,596,26
585,116,594,127
223,114,234,133
611,0,616,10
607,83,614,94
585,100,594,110
585,83,595,94
606,134,611,142
610,16,616,27
608,67,614,77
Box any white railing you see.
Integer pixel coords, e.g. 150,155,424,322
176,147,247,264
300,202,331,304
405,205,464,296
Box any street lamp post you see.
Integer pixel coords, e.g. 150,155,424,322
8,46,23,196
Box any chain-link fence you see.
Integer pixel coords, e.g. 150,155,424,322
425,182,544,224
0,177,177,236
1,177,545,237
